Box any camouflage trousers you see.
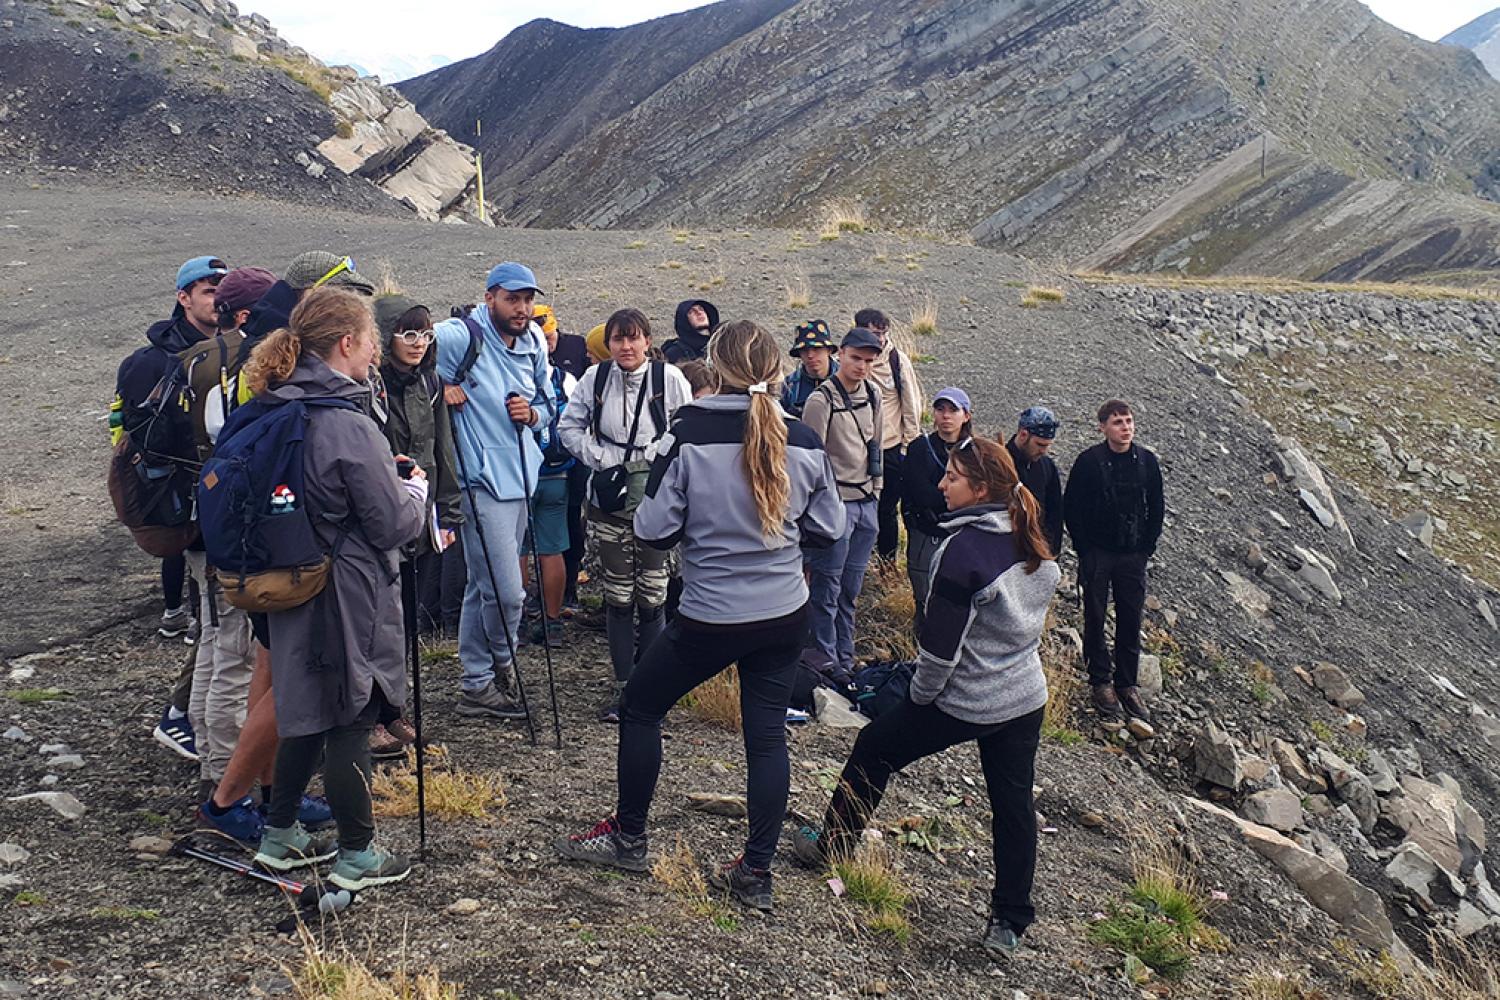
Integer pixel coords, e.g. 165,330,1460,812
590,507,671,610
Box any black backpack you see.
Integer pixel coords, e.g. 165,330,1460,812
106,358,201,557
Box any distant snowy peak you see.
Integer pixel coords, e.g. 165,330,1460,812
1441,7,1500,79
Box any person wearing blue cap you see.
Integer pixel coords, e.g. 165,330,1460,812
902,387,975,631
110,254,229,761
430,262,556,720
1006,406,1064,559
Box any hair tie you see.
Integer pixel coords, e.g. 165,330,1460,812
1012,483,1024,500
749,382,768,395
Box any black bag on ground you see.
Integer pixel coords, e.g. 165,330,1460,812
852,660,915,719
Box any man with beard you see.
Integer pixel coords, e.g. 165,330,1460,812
432,263,555,720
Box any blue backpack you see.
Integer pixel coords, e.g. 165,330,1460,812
198,395,357,612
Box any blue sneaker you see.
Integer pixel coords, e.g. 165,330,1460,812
198,796,264,846
260,795,334,831
153,706,198,761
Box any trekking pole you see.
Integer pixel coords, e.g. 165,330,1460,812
508,392,563,749
399,558,427,856
446,408,538,745
169,837,353,933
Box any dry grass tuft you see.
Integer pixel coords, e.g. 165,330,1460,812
1039,626,1083,744
1020,285,1066,308
907,294,938,337
682,667,742,732
1337,935,1500,1000
819,199,869,237
1239,969,1329,999
288,926,461,999
857,560,918,662
652,837,740,931
371,745,506,820
784,270,812,310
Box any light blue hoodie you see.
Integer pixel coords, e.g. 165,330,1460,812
433,305,554,502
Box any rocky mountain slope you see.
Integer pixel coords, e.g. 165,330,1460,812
402,0,1500,283
2,176,1499,996
1442,7,1500,79
0,0,484,221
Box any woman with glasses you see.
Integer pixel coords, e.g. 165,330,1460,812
792,437,1057,958
369,295,464,757
902,387,974,632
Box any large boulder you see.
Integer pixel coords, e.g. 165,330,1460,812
1271,738,1327,794
1384,775,1486,880
1309,662,1365,710
1242,788,1304,833
1187,798,1393,950
1276,436,1356,547
1384,843,1464,909
1194,722,1246,789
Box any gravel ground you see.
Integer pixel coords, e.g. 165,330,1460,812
2,174,1498,998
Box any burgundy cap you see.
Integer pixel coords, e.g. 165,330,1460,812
213,266,277,313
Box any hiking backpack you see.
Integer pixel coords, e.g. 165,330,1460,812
106,360,201,558
197,395,358,612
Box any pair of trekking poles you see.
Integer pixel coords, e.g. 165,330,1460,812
401,396,563,855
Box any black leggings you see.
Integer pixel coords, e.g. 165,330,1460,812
268,694,382,852
824,700,1043,931
616,608,807,870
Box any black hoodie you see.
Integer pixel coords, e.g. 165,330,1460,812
662,299,720,364
114,308,210,414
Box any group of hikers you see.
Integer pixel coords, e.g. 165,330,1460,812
108,251,1165,956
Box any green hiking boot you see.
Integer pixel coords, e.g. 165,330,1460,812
328,844,412,890
253,822,336,872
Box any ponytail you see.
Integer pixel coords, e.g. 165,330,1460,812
242,327,300,397
240,288,375,398
707,320,790,540
949,437,1052,572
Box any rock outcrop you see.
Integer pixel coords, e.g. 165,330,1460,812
2,0,481,221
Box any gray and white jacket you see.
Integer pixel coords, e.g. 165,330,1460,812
634,394,847,625
558,359,693,504
909,504,1059,725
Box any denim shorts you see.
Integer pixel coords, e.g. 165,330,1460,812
523,474,570,555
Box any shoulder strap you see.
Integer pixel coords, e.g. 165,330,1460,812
890,350,904,399
647,360,667,437
421,369,441,407
454,316,485,385
590,360,614,441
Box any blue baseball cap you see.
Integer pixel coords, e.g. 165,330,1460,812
932,387,972,412
486,261,544,294
1018,405,1059,438
176,255,229,291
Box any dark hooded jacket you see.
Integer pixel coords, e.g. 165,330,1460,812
1005,436,1065,558
111,309,211,459
264,355,425,738
662,299,720,364
377,339,463,549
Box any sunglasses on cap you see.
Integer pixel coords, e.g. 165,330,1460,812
313,256,355,288
395,329,435,345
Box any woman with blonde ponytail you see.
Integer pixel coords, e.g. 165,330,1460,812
555,319,846,913
792,437,1058,959
242,288,428,891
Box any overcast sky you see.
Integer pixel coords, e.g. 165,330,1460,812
235,1,1500,84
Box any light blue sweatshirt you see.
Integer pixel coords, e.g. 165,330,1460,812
433,306,554,502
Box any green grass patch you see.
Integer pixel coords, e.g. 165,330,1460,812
831,843,912,943
1089,902,1192,978
5,688,70,704
90,906,160,921
13,891,46,906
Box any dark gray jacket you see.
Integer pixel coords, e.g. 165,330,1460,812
377,360,464,551
266,357,426,738
635,394,846,625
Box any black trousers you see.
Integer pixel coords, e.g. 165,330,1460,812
564,463,589,604
824,700,1043,931
876,446,906,561
617,609,807,870
268,693,382,852
439,542,466,632
1079,548,1148,688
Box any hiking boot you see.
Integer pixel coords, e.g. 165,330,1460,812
456,681,528,721
198,795,264,847
1117,686,1152,724
254,822,337,871
158,606,191,639
709,856,773,912
597,698,621,724
553,816,649,873
256,794,334,831
789,825,828,869
1091,683,1125,722
370,723,407,762
153,706,198,761
530,617,565,649
328,844,411,890
982,917,1021,959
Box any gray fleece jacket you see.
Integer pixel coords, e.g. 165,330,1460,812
908,504,1059,725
